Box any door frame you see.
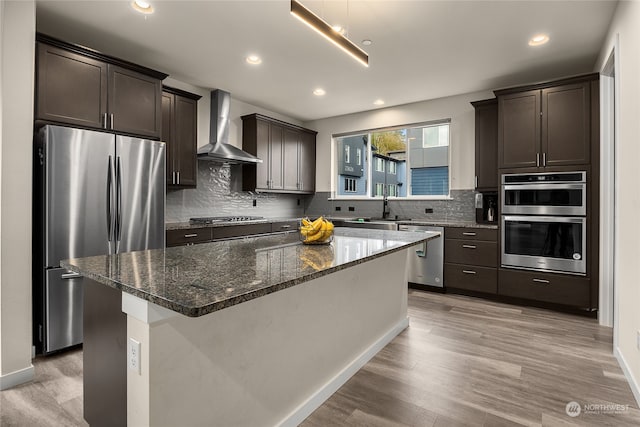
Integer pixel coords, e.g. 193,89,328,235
599,37,619,334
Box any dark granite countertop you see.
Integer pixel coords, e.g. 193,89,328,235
166,217,299,231
61,228,439,318
397,220,498,229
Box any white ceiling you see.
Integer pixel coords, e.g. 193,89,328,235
35,0,617,122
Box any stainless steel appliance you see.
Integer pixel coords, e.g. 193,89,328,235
33,125,165,354
398,225,444,287
500,171,587,275
502,171,586,216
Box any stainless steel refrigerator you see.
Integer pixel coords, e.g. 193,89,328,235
33,125,165,354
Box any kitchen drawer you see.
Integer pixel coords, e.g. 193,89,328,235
445,240,497,267
498,268,591,308
445,263,497,294
271,221,298,233
166,228,212,247
445,227,497,242
213,223,272,240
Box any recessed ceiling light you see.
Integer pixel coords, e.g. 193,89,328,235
246,55,262,65
373,99,385,106
528,34,549,46
362,39,372,46
313,88,326,96
131,0,153,14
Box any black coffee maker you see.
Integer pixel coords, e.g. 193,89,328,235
475,192,498,224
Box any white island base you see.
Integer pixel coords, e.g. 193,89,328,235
122,249,410,427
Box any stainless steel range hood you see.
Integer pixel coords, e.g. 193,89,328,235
197,89,262,164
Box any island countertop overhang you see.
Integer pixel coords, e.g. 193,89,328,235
61,228,439,317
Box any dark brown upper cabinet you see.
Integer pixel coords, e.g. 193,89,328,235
471,98,498,191
162,86,201,188
496,73,597,170
242,114,317,194
35,34,167,139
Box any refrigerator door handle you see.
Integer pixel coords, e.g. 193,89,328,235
106,155,114,241
116,156,122,243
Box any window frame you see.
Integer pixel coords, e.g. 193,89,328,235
332,119,452,200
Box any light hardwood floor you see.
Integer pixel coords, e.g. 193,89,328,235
1,291,638,426
302,290,640,426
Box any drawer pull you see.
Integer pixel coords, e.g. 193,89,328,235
462,270,477,275
184,233,198,238
532,278,550,284
280,225,291,229
462,244,477,249
462,232,477,236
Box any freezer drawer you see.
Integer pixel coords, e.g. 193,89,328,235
46,268,84,353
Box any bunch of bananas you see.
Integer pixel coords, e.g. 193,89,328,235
300,245,334,271
300,216,334,244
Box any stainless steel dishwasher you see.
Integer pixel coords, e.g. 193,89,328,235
398,224,444,288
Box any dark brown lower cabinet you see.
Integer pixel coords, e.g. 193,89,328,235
498,269,591,308
445,263,497,294
166,227,213,247
83,279,126,427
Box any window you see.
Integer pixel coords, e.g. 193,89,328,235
389,162,397,175
375,157,384,172
335,121,449,198
344,178,357,193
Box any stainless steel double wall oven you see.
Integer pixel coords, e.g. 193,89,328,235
501,171,587,275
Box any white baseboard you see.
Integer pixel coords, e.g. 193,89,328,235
278,317,410,427
615,347,640,407
0,364,34,390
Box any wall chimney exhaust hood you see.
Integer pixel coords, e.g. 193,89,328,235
197,89,262,164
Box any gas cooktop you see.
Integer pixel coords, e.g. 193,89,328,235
189,216,265,224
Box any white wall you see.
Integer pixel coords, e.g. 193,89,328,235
0,0,35,390
162,77,302,151
595,0,640,404
303,90,494,193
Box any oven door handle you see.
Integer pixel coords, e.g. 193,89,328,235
502,183,586,191
502,215,585,224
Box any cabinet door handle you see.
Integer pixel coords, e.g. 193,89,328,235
536,152,540,167
462,244,477,249
475,176,478,189
184,233,198,238
462,270,476,275
532,278,550,284
110,113,114,129
543,152,547,167
176,171,180,185
103,113,108,129
462,232,476,236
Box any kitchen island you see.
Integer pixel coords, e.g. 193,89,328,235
62,228,439,427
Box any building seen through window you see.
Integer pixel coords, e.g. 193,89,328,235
335,122,449,198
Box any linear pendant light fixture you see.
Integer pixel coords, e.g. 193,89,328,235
290,0,369,67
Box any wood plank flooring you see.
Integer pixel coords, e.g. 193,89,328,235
1,291,638,426
302,290,640,426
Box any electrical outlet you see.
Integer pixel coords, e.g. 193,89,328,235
129,338,141,374
425,208,433,214
348,206,355,212
252,199,257,207
335,206,341,211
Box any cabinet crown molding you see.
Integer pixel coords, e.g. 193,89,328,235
493,72,599,97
